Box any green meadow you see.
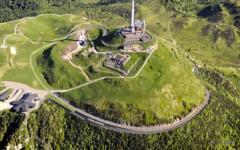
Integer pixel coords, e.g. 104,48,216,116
171,5,240,68
0,14,89,89
0,35,43,88
173,19,240,68
19,14,80,42
35,41,89,89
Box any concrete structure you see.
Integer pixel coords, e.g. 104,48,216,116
0,81,47,112
104,54,130,75
0,89,25,112
131,0,135,32
123,32,148,42
135,20,146,33
118,0,151,52
123,43,143,52
130,0,146,33
78,30,88,47
0,91,10,102
11,93,40,113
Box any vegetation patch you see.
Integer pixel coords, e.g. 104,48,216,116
35,41,88,89
102,30,124,46
172,13,240,68
20,15,76,42
197,4,223,23
0,111,23,148
0,35,43,89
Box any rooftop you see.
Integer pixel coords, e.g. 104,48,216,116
0,91,9,101
11,93,39,113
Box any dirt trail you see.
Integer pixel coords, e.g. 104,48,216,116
69,60,91,81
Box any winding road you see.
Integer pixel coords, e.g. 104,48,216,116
52,89,210,134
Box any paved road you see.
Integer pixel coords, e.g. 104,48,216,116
52,90,210,134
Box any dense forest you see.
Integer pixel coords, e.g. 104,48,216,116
0,0,134,22
0,0,238,22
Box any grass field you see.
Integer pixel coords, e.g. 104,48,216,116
0,35,43,89
0,14,89,89
124,53,142,69
19,14,81,42
0,21,18,38
0,49,7,68
173,19,240,67
35,41,89,89
0,86,6,92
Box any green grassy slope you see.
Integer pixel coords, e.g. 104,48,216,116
171,3,240,68
0,35,43,88
0,14,88,89
19,14,78,42
60,42,205,125
35,41,89,89
0,21,17,40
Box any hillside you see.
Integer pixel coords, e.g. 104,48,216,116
0,0,239,149
0,13,205,125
